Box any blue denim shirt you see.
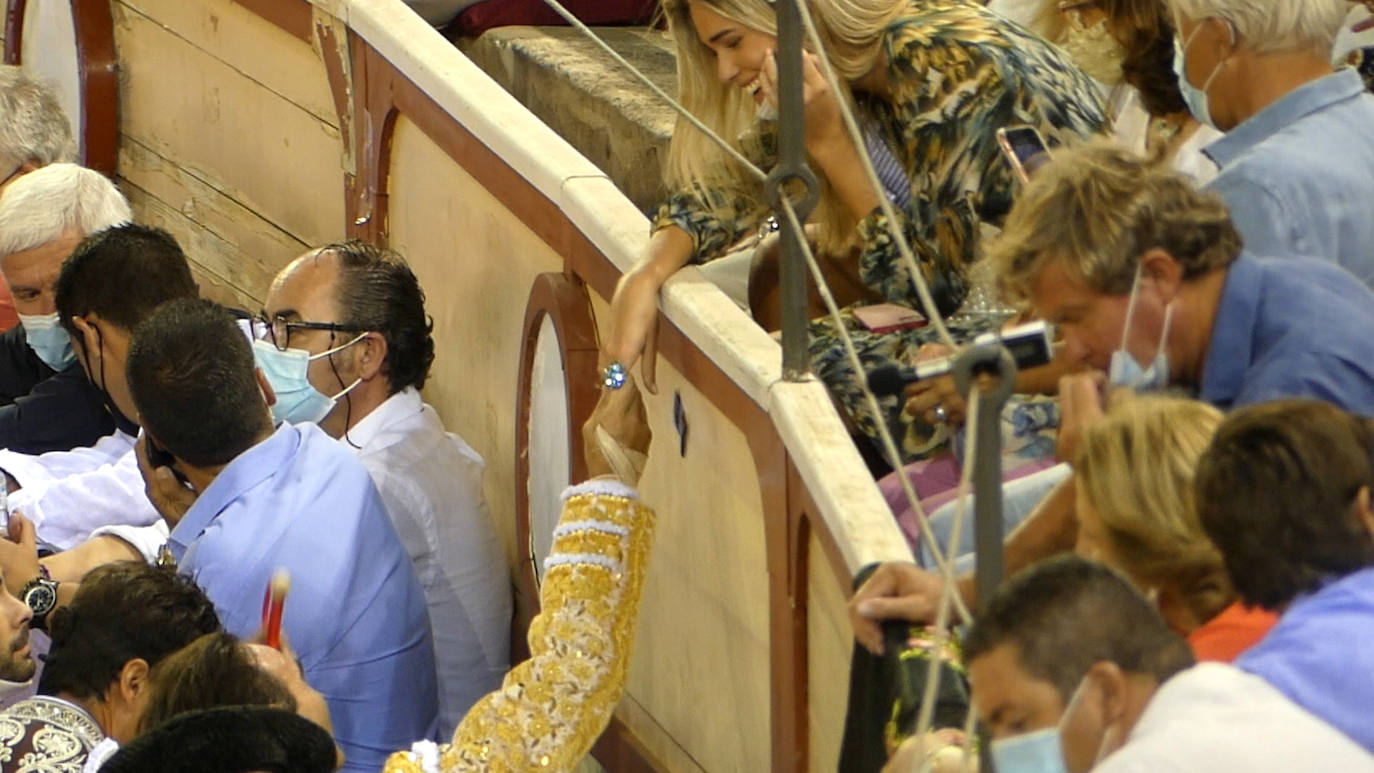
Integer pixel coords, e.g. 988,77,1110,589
1204,69,1374,287
170,423,439,771
1239,566,1374,754
1199,253,1374,418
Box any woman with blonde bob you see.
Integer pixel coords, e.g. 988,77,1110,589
1074,394,1276,662
602,0,1105,463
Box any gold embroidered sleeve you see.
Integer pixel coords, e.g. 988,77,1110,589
386,482,655,773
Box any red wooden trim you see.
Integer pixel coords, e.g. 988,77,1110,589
3,0,117,176
512,271,599,632
3,0,26,64
71,0,117,176
232,0,312,42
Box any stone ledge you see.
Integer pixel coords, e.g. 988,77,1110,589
459,25,676,213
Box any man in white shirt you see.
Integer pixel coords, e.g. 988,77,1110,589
960,556,1374,773
81,242,512,736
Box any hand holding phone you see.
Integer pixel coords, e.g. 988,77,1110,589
996,126,1051,185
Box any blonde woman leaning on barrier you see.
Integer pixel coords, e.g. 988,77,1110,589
386,382,655,773
1074,394,1276,663
602,0,1106,463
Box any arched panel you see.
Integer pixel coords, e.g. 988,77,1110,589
5,0,116,176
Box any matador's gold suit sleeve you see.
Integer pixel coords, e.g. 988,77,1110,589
387,479,655,773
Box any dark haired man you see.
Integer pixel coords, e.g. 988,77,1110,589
1197,400,1374,753
96,242,510,735
123,297,437,772
0,223,197,550
964,556,1374,772
0,561,221,772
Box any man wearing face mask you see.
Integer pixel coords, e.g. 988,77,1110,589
964,556,1374,773
0,165,127,454
73,241,511,738
0,224,196,551
1170,0,1374,287
853,142,1374,644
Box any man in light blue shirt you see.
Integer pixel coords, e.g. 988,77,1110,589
1195,399,1374,752
125,297,438,771
1172,0,1374,285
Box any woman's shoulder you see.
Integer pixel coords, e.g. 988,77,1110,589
882,1,1089,84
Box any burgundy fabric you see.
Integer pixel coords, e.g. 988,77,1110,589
454,0,657,36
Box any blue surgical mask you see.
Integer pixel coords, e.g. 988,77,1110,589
253,335,364,426
18,312,76,371
992,676,1118,773
1108,266,1174,392
1172,23,1227,130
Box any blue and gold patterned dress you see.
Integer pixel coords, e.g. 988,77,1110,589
653,0,1106,464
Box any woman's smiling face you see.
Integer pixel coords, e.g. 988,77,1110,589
688,1,778,103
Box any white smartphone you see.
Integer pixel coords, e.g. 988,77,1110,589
995,126,1051,185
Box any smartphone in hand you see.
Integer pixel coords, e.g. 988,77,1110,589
996,126,1051,185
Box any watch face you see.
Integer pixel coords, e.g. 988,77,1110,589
24,582,56,616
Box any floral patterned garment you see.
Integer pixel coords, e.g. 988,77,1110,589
1349,47,1374,93
0,697,104,773
653,0,1106,464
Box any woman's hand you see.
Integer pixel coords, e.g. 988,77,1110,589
903,344,967,426
883,729,975,773
759,49,847,156
582,378,652,484
602,227,695,395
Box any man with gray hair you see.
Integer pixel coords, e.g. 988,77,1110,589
1170,0,1374,285
0,164,128,453
0,66,78,330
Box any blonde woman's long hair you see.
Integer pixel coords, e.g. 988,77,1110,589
661,0,906,255
1076,395,1232,624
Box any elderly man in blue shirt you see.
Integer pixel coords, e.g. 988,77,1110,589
124,297,439,772
1169,0,1374,287
850,141,1374,638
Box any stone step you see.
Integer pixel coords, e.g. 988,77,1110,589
459,26,677,213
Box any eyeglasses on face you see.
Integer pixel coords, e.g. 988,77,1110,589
250,314,365,352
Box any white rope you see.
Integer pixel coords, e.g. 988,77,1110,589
534,0,769,183
780,197,972,626
912,388,979,737
788,0,958,350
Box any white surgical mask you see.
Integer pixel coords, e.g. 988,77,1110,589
253,334,365,426
1108,265,1174,392
1172,21,1229,129
17,312,76,371
991,676,1119,773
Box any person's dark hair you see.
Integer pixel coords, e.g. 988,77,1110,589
100,707,337,773
127,298,272,468
1119,18,1189,117
323,240,435,393
1195,400,1374,610
139,633,296,735
54,223,197,338
964,556,1194,700
39,562,222,700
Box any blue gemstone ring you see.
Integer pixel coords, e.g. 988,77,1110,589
601,361,628,390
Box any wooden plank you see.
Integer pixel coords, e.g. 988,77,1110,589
121,178,270,309
117,0,336,126
119,136,307,302
112,0,344,247
807,532,853,773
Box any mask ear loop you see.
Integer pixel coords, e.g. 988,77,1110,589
1153,302,1175,365
321,331,367,450
1119,263,1146,354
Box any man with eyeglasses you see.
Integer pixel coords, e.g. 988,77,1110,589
13,242,511,737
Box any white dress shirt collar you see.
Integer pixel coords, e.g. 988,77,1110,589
341,387,423,455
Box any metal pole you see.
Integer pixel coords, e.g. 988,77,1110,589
768,0,819,381
950,344,1017,611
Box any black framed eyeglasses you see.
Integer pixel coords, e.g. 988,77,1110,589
251,313,365,352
